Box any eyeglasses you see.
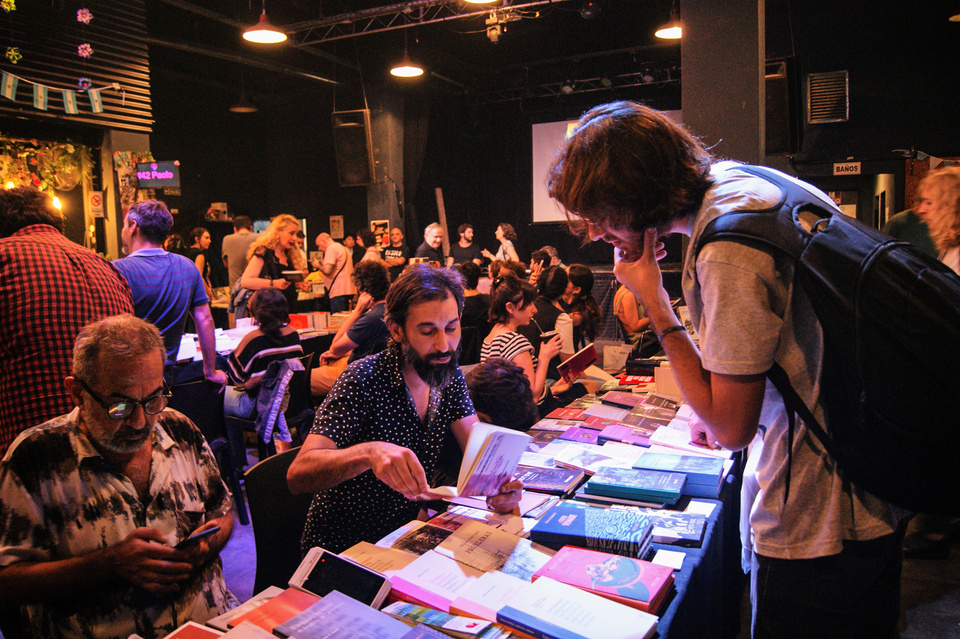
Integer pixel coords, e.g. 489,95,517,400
76,379,170,420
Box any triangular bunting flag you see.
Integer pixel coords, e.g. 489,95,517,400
62,89,78,114
1,73,18,100
88,88,103,113
33,84,48,110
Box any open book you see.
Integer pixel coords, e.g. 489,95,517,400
422,422,531,499
557,342,599,383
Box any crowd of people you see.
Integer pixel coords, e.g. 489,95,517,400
2,101,958,638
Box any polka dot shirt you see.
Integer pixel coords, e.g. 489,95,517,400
301,345,474,554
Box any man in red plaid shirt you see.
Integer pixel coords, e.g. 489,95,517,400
0,186,134,454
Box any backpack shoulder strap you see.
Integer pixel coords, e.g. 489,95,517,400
695,164,840,261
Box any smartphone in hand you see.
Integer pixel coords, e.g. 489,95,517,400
174,524,220,550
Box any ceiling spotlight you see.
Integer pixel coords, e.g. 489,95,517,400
579,1,599,19
560,82,574,95
243,2,287,44
641,69,655,83
600,75,613,88
463,0,499,4
655,3,682,40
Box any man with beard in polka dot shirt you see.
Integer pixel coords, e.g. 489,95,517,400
289,265,523,554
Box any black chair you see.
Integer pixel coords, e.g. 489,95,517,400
244,447,314,593
167,378,249,526
224,353,315,462
458,325,482,365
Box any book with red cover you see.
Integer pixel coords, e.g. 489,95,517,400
618,375,654,385
546,407,586,420
227,587,321,631
557,343,599,383
532,546,674,615
600,391,645,410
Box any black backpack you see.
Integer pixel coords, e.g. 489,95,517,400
696,165,960,515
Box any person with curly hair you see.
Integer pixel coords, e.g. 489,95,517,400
310,260,393,397
482,222,520,263
239,214,308,314
185,226,213,299
465,357,540,431
916,165,960,274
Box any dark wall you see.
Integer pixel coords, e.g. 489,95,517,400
148,1,960,264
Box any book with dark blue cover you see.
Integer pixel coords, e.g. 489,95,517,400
529,501,652,558
633,452,724,486
584,466,686,505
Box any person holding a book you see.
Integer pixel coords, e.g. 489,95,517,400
481,274,579,417
0,315,237,639
288,265,522,555
239,214,309,316
547,101,907,639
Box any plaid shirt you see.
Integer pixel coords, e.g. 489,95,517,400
0,225,134,454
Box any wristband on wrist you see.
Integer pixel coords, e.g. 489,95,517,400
657,325,686,340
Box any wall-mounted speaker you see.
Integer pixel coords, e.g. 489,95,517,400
766,58,801,155
332,109,375,187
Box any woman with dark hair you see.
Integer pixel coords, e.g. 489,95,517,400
455,261,490,365
481,275,563,408
185,226,213,298
224,287,304,422
561,264,602,350
482,223,520,263
311,260,393,397
356,228,383,263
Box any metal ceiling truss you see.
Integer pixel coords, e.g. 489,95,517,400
477,67,679,103
286,0,573,46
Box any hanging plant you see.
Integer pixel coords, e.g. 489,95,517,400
0,138,91,194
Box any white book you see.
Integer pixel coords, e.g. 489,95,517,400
497,577,657,639
206,587,285,632
424,422,531,499
449,570,531,622
648,419,732,459
340,541,419,577
389,550,485,612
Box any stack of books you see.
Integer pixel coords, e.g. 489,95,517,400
633,451,726,499
529,500,653,559
583,466,686,506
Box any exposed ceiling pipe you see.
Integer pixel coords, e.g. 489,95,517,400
145,37,342,86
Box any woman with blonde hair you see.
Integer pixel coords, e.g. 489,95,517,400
916,166,960,274
239,214,308,314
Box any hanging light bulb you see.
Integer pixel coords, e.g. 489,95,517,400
243,1,287,44
655,4,682,40
390,32,424,78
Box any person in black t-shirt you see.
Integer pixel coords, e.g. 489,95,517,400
449,223,483,266
382,227,410,280
414,223,447,265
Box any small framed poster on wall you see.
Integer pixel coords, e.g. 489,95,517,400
329,215,344,239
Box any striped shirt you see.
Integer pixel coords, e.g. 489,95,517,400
227,329,303,387
480,330,537,367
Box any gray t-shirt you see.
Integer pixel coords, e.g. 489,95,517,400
221,231,259,287
683,162,901,560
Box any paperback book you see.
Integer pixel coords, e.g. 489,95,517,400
496,577,658,639
596,424,657,448
272,590,409,639
513,465,585,496
424,422,531,499
584,466,686,505
449,570,531,622
531,546,675,614
571,486,666,510
529,500,653,559
600,391,646,410
559,426,601,446
557,343,599,383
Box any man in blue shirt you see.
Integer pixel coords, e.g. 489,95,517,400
113,200,227,386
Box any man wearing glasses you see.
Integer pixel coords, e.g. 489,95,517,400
0,315,236,639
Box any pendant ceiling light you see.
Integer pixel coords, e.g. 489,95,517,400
243,1,287,44
655,3,682,40
390,32,424,78
229,94,258,113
